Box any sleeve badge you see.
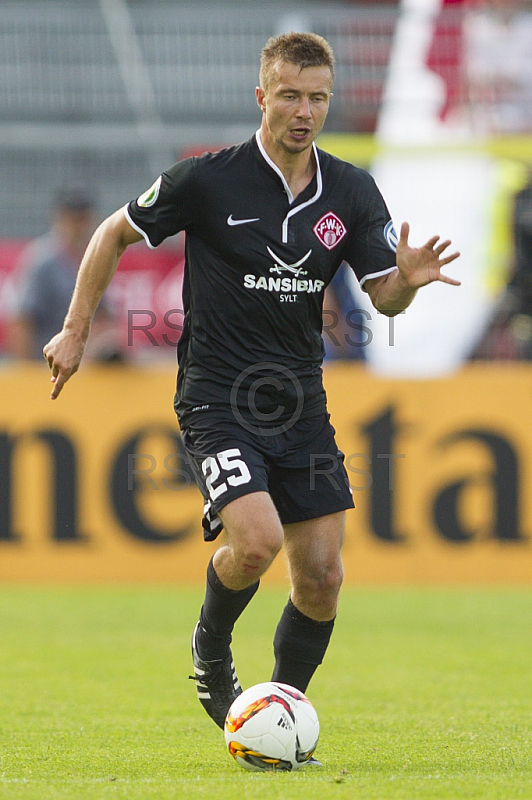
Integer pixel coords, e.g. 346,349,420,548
137,175,162,208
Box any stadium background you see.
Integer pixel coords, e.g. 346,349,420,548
1,0,531,584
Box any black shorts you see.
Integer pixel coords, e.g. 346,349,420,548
180,410,354,541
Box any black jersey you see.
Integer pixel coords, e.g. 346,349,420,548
125,132,397,427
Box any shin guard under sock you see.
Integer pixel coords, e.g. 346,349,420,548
196,556,259,661
271,598,335,692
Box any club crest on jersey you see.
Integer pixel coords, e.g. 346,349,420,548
137,176,162,208
313,212,347,250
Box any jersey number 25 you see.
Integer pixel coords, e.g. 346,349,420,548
202,448,251,502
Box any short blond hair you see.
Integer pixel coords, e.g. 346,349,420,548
259,32,335,94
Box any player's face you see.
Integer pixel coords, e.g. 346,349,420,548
257,61,332,158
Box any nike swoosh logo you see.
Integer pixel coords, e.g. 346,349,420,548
227,214,260,226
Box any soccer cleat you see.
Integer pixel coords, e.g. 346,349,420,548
189,622,242,729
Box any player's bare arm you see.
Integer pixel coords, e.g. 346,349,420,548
43,210,142,399
365,221,461,316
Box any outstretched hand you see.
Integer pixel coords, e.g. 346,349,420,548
396,222,461,289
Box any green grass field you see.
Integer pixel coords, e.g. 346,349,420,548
0,585,531,800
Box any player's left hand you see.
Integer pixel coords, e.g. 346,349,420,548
396,222,461,289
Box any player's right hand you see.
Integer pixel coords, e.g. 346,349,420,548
43,330,86,400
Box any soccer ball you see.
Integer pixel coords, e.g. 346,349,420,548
224,681,319,772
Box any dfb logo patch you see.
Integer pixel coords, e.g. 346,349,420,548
313,212,347,251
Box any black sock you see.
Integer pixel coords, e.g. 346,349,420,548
271,598,335,692
196,556,259,661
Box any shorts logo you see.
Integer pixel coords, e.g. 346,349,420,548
313,212,347,250
384,220,398,252
137,176,162,208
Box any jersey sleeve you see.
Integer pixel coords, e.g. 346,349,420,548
343,171,398,289
124,158,198,249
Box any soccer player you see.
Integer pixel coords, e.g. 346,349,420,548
43,33,460,735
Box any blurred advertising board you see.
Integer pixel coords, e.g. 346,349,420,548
1,363,531,584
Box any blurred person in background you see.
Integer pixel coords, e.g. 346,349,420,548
470,167,532,359
9,184,123,362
